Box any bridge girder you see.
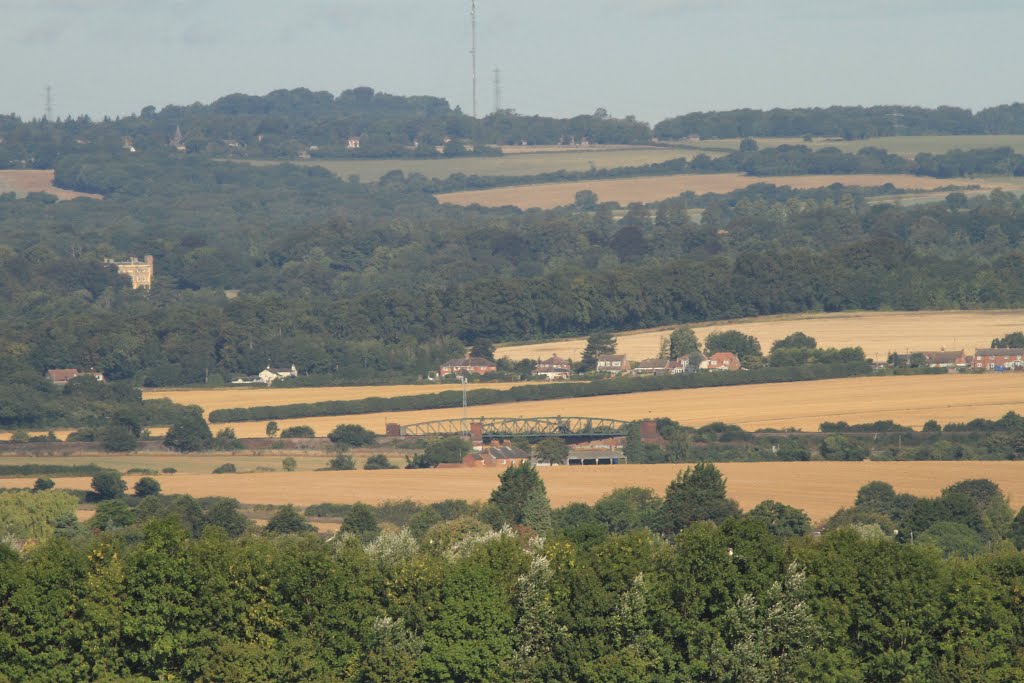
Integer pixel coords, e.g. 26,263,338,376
400,416,630,438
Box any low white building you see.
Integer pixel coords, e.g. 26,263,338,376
259,364,298,385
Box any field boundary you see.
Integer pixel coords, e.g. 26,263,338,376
208,361,871,423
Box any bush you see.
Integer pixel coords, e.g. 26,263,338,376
364,454,397,470
282,457,297,472
163,408,214,452
32,477,54,491
265,504,315,534
212,463,237,474
161,467,177,474
327,424,377,447
280,425,315,438
212,427,244,450
125,468,158,475
99,424,138,452
90,471,127,501
326,451,356,471
133,476,161,497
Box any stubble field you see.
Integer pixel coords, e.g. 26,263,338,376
15,461,1024,523
0,170,102,200
211,373,1024,437
498,309,1024,364
145,381,534,415
435,172,1018,209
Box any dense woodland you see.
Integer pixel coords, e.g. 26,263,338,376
2,149,1024,398
3,464,1024,681
654,103,1024,140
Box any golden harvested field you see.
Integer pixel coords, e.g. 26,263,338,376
0,452,341,474
245,147,708,182
499,309,1024,364
17,461,1024,523
0,170,102,200
214,373,1024,437
144,381,534,414
435,173,1021,209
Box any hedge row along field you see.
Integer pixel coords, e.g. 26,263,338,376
208,361,871,423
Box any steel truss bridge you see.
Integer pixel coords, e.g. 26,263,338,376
399,416,630,438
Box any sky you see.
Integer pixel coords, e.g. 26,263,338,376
2,0,1023,124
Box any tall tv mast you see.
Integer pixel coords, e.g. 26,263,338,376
470,0,477,118
44,85,53,120
493,68,501,113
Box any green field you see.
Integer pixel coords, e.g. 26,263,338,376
246,147,708,181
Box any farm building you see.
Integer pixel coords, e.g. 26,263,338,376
439,356,497,377
972,348,1024,370
532,354,572,380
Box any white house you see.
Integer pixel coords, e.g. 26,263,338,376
259,364,298,385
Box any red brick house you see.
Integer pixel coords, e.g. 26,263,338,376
532,354,571,380
439,356,497,377
972,348,1024,370
702,352,741,372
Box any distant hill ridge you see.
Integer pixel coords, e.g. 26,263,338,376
4,88,1024,169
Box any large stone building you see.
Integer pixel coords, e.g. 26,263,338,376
105,255,154,289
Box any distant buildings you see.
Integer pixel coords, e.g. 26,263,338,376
701,352,741,372
104,255,154,290
258,364,299,385
46,369,104,386
972,348,1024,371
596,354,630,374
439,356,497,378
532,354,571,380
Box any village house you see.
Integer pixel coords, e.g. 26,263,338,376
259,364,298,385
701,352,741,372
46,369,104,386
439,356,497,378
532,354,571,380
972,348,1024,370
596,354,630,374
630,358,688,376
454,444,532,468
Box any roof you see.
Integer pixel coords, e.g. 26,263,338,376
443,356,496,367
535,354,571,370
597,354,627,363
632,358,670,370
709,352,740,363
46,369,79,382
974,348,1024,358
923,350,965,363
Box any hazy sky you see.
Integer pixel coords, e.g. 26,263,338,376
3,0,1022,123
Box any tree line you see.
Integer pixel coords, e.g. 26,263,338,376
3,463,1024,680
654,102,1024,140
